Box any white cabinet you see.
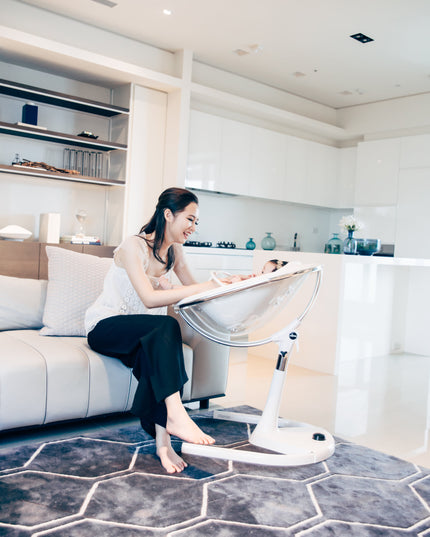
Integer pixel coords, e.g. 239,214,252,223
400,135,430,169
182,248,253,282
336,147,356,208
355,139,401,206
249,126,286,200
186,110,222,191
218,118,252,196
305,141,338,207
395,168,430,258
187,109,346,208
282,135,307,204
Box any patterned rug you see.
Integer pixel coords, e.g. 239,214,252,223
1,407,430,536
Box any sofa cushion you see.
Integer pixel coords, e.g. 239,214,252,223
0,275,47,330
41,246,112,336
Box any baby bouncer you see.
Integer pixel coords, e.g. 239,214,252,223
175,262,335,466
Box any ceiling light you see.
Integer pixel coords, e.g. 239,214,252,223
89,0,117,6
248,44,263,54
350,33,374,44
163,8,172,15
233,49,250,56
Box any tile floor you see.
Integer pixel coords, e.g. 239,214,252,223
2,349,430,470
219,349,430,468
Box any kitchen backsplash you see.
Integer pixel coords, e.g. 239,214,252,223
191,189,348,252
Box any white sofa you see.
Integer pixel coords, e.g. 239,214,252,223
0,244,230,432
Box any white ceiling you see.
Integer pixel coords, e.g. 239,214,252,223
16,0,430,109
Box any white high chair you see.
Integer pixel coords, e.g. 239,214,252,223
175,262,335,466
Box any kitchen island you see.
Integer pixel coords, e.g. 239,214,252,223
252,250,430,375
182,246,429,375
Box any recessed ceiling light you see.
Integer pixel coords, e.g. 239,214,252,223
233,49,250,56
350,33,374,44
248,44,263,54
163,8,172,15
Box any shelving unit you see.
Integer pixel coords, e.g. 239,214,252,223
0,164,125,186
0,78,129,186
0,79,129,117
0,121,127,151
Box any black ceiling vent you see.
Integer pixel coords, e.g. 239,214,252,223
350,33,374,43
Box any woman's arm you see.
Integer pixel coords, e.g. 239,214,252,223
172,244,198,285
120,239,216,308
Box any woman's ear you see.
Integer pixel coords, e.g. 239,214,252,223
164,208,173,222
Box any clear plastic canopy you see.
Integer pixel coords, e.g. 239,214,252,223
175,262,321,347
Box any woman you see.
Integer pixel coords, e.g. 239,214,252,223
85,187,221,474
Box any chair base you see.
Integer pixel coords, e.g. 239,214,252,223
182,410,335,467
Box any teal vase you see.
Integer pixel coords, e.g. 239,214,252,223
261,232,276,250
246,237,256,250
343,230,357,255
324,233,343,254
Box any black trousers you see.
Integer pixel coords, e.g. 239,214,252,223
87,314,188,438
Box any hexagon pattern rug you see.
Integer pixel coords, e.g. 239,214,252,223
1,407,430,536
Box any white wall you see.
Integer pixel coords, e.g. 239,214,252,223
192,190,346,252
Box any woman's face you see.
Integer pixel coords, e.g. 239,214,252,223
165,202,199,244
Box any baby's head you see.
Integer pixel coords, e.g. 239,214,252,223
262,259,288,274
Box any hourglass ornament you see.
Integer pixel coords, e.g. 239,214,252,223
75,210,87,237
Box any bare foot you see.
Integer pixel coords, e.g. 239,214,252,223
166,412,215,445
155,425,188,473
165,392,215,445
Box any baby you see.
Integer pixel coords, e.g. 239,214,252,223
261,259,289,274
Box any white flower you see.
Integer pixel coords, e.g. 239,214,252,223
339,215,363,232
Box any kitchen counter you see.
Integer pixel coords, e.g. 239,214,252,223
250,250,430,375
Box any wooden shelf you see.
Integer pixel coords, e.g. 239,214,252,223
0,121,127,151
0,164,125,186
0,78,129,117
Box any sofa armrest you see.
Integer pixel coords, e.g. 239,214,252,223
168,306,230,401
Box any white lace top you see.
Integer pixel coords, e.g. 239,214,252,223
84,234,171,335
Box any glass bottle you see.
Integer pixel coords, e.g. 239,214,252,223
343,229,357,255
261,232,276,250
246,238,256,250
325,233,343,254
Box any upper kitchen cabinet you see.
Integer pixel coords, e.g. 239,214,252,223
186,110,222,191
248,126,286,200
355,139,401,206
218,118,252,196
400,134,430,169
282,135,307,204
336,147,356,208
305,141,338,207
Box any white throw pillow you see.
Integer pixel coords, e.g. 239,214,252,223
41,246,112,336
0,275,47,330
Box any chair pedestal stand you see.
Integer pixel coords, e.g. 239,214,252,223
181,323,335,467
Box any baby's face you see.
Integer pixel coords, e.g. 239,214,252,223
262,262,276,274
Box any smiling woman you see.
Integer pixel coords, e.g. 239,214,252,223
84,187,225,474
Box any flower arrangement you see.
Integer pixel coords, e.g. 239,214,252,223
339,215,363,232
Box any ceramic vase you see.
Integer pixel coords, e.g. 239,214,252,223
261,232,276,250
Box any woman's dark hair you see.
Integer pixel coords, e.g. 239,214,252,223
139,187,198,270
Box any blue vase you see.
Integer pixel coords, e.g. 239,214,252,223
325,233,343,254
343,230,357,255
261,232,276,250
246,237,256,250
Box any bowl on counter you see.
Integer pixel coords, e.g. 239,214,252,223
356,238,381,256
